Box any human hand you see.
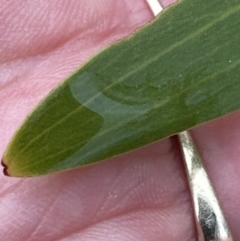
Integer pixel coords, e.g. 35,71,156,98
0,0,239,240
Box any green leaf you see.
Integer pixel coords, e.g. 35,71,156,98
3,0,240,176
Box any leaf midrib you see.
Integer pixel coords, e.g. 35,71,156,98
18,57,240,172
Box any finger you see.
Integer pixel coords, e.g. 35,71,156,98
0,0,152,64
0,139,196,241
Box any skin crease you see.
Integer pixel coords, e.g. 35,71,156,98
0,0,240,240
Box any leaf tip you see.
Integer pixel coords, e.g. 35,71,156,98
1,157,10,176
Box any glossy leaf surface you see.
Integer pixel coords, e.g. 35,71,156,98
3,0,240,176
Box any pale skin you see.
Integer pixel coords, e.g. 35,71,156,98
0,0,240,240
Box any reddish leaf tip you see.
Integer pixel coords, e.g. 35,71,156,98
1,158,10,176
